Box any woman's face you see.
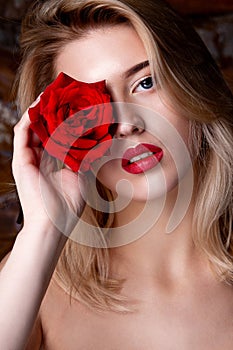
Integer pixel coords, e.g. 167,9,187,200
56,24,192,202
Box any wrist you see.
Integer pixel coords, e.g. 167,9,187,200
16,222,68,261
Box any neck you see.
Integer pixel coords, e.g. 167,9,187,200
109,180,205,285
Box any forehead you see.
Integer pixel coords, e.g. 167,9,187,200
55,24,148,83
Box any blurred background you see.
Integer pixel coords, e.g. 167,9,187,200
0,0,233,260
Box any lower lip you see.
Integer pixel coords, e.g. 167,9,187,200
122,150,163,174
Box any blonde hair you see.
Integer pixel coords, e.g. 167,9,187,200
15,0,233,311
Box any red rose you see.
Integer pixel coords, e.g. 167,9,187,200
29,72,114,172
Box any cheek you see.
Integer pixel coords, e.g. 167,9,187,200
146,97,191,151
160,119,194,196
165,113,190,146
178,120,190,150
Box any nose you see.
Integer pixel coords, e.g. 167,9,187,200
115,122,144,138
113,103,145,138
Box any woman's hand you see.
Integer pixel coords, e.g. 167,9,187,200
12,97,86,236
0,97,88,349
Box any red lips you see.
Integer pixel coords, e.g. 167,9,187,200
122,143,163,174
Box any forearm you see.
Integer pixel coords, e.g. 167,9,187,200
0,224,67,349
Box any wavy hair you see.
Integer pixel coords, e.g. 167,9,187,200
15,0,233,311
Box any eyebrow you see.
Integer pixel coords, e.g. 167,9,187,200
124,60,150,79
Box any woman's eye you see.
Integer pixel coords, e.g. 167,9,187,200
133,76,154,93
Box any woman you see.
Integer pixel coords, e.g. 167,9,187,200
1,0,233,348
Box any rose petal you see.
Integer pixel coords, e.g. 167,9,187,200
29,72,114,172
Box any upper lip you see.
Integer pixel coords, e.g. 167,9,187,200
122,143,162,165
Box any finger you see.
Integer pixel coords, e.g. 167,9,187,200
31,132,42,148
13,96,41,164
14,95,42,144
13,113,31,153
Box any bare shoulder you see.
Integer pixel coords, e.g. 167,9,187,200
25,316,43,350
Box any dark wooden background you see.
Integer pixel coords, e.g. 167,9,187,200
0,0,233,260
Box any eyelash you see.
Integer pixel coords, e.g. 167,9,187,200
132,76,154,93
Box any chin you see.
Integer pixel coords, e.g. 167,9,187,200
98,171,179,203
94,156,193,204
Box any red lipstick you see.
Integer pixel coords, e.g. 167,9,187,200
122,143,163,174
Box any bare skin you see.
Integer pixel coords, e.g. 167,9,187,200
27,272,233,350
1,25,233,349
